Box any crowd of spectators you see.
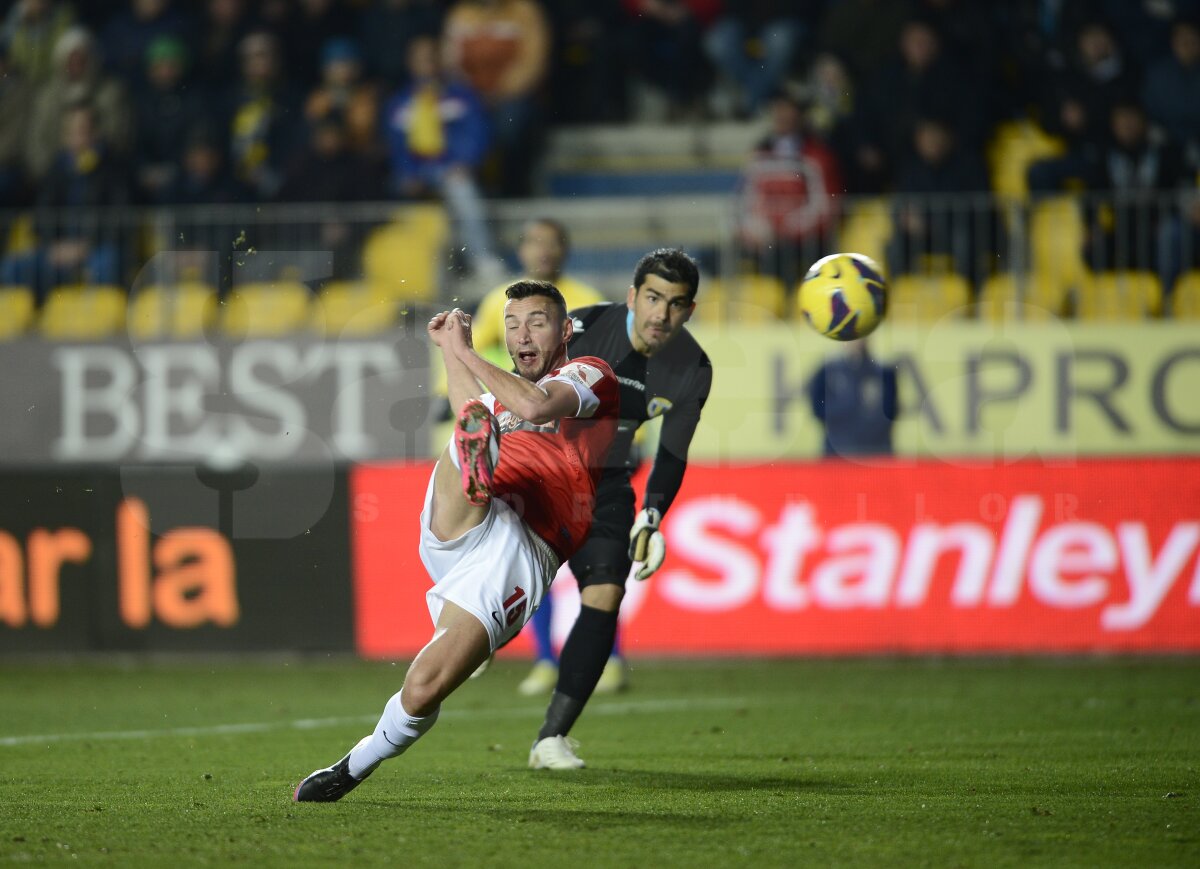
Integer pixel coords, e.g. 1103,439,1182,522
0,0,1199,297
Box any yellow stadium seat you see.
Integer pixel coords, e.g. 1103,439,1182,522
689,276,727,324
1171,271,1200,319
1030,196,1088,301
221,281,312,336
4,214,36,255
706,275,786,324
362,204,448,302
979,274,1065,321
838,198,893,272
40,285,127,339
312,281,400,336
1077,271,1162,321
1031,198,1086,268
128,282,218,339
0,287,35,339
889,273,972,323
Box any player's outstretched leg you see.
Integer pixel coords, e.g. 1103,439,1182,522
454,398,497,506
294,603,491,802
429,399,499,542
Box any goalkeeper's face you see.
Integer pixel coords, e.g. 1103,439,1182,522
627,274,694,356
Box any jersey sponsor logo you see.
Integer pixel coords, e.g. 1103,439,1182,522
647,396,673,417
495,408,560,435
562,361,605,388
617,376,646,392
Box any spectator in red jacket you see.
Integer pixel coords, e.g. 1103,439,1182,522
737,90,842,294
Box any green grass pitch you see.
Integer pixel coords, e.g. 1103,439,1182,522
0,658,1196,867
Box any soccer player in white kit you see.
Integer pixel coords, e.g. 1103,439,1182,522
294,280,618,802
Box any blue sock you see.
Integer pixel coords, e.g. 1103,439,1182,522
532,595,555,663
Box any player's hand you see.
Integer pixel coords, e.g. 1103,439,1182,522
427,310,452,346
443,308,474,354
628,507,664,581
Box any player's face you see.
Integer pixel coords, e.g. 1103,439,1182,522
504,295,572,381
626,274,694,355
517,222,566,282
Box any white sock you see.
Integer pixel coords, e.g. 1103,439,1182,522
347,690,439,779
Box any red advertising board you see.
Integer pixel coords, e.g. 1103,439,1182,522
351,458,1200,657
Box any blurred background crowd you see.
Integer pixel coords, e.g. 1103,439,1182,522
1,0,1199,325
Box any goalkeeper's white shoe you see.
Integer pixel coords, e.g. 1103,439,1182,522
528,735,586,770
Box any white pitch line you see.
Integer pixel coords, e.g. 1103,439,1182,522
0,696,746,748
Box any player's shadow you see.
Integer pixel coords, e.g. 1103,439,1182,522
339,770,848,815
537,768,847,794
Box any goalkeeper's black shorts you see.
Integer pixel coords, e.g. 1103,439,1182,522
569,474,635,588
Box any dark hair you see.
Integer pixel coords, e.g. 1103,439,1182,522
523,217,570,251
505,279,568,318
632,248,700,300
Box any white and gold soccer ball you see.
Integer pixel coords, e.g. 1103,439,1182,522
798,252,888,341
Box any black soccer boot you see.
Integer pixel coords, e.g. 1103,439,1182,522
293,740,373,802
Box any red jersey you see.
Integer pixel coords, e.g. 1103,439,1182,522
480,356,618,561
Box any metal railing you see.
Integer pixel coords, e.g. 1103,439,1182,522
2,191,1198,319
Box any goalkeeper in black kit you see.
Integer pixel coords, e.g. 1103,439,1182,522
529,248,712,770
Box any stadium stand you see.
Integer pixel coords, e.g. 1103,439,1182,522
361,206,448,303
220,281,312,337
313,281,399,337
1030,196,1090,303
836,198,893,277
40,284,126,339
1173,271,1200,319
888,273,972,324
0,286,34,340
1077,271,1163,321
978,273,1065,323
700,274,787,325
0,1,1194,330
128,281,218,339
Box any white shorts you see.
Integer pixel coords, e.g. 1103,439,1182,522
418,469,561,652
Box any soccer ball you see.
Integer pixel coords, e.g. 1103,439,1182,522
798,252,888,341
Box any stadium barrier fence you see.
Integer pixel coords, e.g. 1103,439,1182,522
2,191,1199,317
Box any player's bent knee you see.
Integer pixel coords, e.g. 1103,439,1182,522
400,671,444,717
580,581,624,612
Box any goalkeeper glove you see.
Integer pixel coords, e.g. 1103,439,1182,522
628,507,664,581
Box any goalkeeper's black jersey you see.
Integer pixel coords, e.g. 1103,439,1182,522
567,303,712,514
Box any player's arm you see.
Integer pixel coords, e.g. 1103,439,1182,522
464,356,580,426
438,310,583,425
430,311,485,410
631,359,712,579
643,359,711,516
